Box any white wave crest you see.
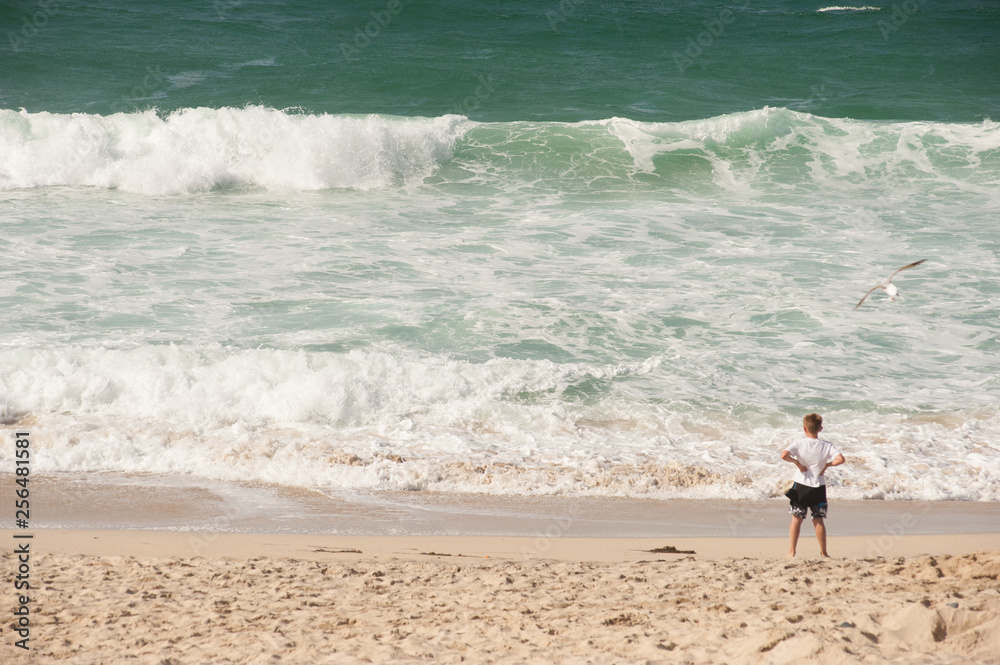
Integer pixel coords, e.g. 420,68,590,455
0,107,470,194
817,6,882,12
599,108,1000,197
1,346,997,501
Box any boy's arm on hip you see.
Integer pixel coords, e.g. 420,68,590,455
780,449,807,472
821,454,846,476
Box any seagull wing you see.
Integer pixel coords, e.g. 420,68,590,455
887,259,927,281
855,284,883,310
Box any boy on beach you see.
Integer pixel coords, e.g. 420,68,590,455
780,413,845,557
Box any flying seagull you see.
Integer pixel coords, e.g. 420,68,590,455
855,259,927,309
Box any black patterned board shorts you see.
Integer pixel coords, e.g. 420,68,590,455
787,482,828,520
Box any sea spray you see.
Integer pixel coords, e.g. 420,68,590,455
0,108,469,194
1,345,997,501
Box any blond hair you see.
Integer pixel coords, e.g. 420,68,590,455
803,413,823,436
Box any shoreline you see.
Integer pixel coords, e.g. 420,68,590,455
7,528,1000,563
9,472,1000,539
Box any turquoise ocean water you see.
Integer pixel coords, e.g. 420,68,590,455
2,1,999,503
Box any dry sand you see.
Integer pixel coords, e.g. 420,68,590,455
3,529,1000,664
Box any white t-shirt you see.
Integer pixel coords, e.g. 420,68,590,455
783,437,843,488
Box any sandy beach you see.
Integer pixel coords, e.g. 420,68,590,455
6,0,1000,662
3,525,1000,664
3,475,1000,663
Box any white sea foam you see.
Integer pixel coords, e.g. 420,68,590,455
3,107,997,201
0,107,469,194
1,346,997,501
2,107,998,503
816,6,882,12
598,109,1000,201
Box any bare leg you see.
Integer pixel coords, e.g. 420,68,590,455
787,516,804,557
813,517,829,557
